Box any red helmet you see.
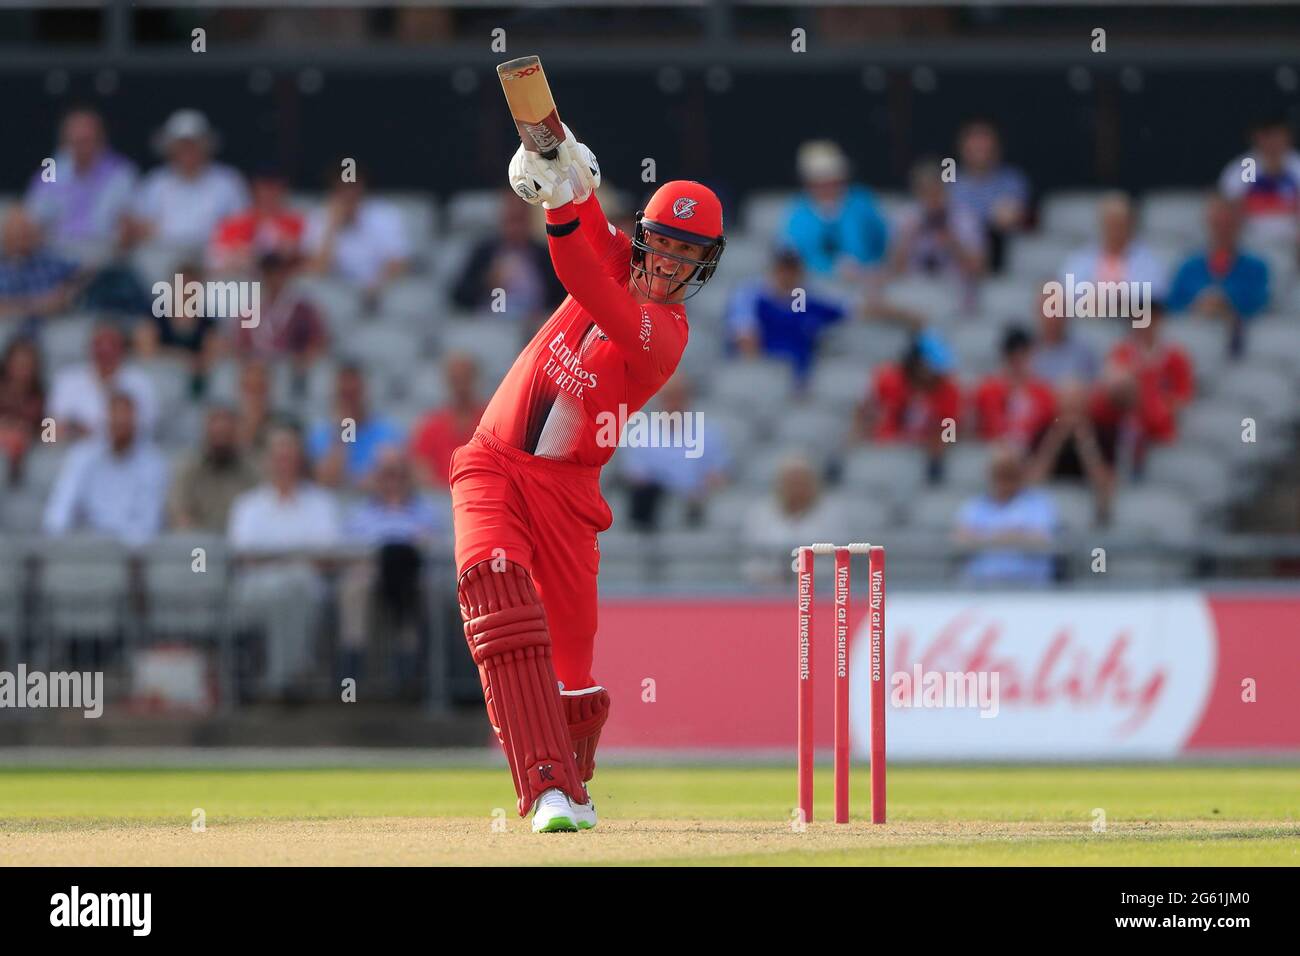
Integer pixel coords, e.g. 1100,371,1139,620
631,180,726,302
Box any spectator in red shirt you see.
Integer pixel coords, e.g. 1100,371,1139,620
858,332,961,477
410,352,485,488
972,326,1057,447
0,336,46,485
1092,301,1194,451
209,168,304,275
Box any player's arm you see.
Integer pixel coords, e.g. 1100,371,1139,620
574,191,620,257
510,140,678,377
543,128,622,262
546,201,682,379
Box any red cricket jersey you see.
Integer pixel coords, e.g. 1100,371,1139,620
870,363,962,441
1095,338,1195,443
476,194,689,466
972,374,1058,444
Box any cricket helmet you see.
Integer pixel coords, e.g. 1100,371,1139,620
631,180,726,302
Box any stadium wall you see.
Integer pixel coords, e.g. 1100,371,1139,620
596,590,1300,760
1,65,1294,199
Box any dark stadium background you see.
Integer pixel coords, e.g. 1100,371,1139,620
2,4,1298,196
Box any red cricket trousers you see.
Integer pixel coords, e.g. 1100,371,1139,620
449,429,612,691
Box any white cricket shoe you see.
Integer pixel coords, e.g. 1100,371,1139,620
569,796,598,831
531,788,578,833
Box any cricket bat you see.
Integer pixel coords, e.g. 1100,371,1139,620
497,55,566,160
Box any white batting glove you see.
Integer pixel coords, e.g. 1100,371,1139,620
556,123,601,204
508,143,575,209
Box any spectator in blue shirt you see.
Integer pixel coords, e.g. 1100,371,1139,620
339,447,446,693
619,373,731,530
308,363,404,489
1166,196,1270,355
43,391,168,546
780,140,889,279
949,119,1031,273
344,448,447,547
1031,287,1100,386
955,443,1059,586
0,208,82,331
725,246,847,385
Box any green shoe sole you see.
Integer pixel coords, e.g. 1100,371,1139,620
534,815,578,833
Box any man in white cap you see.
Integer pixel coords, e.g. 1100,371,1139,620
780,139,889,280
125,109,249,259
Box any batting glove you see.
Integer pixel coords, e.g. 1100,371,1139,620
556,123,601,204
508,143,576,208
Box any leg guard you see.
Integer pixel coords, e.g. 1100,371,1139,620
561,686,610,783
459,561,588,816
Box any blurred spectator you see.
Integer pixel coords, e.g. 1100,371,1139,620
972,326,1057,447
308,363,403,489
0,337,46,485
1218,113,1300,245
49,321,157,441
254,7,369,43
742,455,838,581
233,252,329,375
1167,196,1270,354
1061,192,1166,297
1028,380,1115,524
1092,302,1194,455
858,332,961,476
167,404,260,532
23,107,137,263
619,372,731,530
208,167,305,275
235,358,276,455
125,110,248,259
305,167,410,305
134,260,222,397
955,443,1058,585
0,208,83,329
889,158,986,284
338,448,446,690
725,246,847,385
451,193,561,321
1030,287,1100,385
43,391,168,546
395,6,453,41
950,119,1030,272
410,352,484,489
228,421,342,699
780,140,889,279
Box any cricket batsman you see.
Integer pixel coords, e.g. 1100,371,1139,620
450,127,725,832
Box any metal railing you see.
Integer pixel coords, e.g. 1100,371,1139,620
0,536,469,714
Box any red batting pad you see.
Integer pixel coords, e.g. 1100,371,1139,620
561,687,611,782
460,561,588,815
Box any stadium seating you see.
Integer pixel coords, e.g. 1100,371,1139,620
2,178,1297,602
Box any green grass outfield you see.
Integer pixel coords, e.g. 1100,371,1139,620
1,764,1298,865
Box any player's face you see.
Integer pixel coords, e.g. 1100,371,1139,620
644,231,708,303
